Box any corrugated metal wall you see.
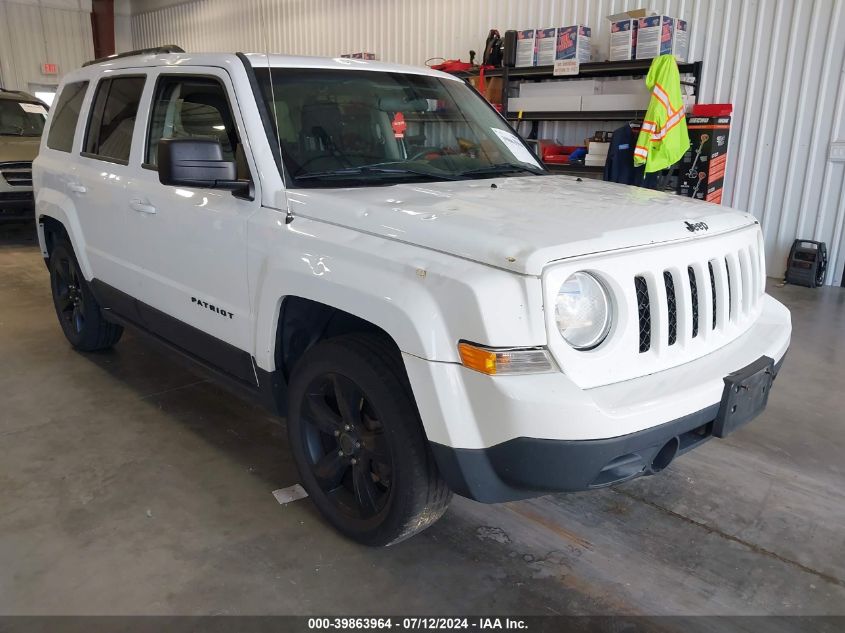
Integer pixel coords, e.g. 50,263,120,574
131,0,845,285
0,0,94,91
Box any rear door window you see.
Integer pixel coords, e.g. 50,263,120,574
46,82,88,152
84,76,146,164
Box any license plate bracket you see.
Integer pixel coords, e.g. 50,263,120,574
714,356,775,438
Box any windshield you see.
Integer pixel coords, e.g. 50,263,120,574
0,99,46,137
256,67,544,187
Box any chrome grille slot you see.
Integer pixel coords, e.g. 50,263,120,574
739,247,753,316
664,271,677,346
688,266,699,338
635,276,651,353
0,162,33,187
724,257,732,320
708,261,717,330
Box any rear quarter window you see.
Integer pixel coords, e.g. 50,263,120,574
46,81,89,152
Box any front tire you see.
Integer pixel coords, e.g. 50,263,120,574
49,240,123,351
287,334,452,546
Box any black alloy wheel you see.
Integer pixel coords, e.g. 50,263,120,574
301,372,393,520
287,334,452,546
48,240,123,351
52,250,87,335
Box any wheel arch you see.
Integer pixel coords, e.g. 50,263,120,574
274,295,404,383
36,201,92,279
38,214,69,259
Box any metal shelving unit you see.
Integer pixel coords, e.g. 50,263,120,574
451,59,702,176
458,59,701,113
509,110,649,122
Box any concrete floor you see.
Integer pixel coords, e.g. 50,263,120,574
1,223,844,616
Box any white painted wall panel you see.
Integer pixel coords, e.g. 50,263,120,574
128,0,845,285
0,0,94,92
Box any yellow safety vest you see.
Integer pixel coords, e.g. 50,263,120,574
634,55,691,173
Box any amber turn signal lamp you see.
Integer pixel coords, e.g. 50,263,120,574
457,342,555,376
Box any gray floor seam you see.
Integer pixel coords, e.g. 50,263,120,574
138,379,211,400
614,488,845,588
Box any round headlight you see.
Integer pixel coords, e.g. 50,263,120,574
555,272,612,350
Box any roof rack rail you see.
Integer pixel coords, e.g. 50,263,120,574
83,45,185,67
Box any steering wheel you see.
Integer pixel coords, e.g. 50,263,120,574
293,153,390,176
407,147,449,162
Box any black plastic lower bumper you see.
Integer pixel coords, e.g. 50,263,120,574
430,354,786,503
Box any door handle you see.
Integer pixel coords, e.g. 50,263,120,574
130,199,157,214
68,183,87,194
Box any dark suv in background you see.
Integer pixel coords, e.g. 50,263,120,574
1,89,47,223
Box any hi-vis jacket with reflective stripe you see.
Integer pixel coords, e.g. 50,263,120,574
634,55,691,173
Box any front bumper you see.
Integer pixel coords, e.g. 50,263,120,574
0,190,35,221
430,354,785,502
403,294,791,503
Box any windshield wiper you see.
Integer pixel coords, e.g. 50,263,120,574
457,163,546,178
295,166,460,182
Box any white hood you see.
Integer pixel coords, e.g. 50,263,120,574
288,175,758,276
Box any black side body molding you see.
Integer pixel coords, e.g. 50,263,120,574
89,279,286,415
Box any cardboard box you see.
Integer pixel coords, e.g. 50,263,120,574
509,96,582,113
582,94,649,111
598,78,650,96
587,141,610,156
636,15,689,62
519,79,602,97
534,28,557,66
519,78,649,98
677,115,731,203
469,76,504,105
515,29,536,67
555,25,592,63
607,9,647,61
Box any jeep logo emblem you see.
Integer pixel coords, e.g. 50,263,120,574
685,221,709,233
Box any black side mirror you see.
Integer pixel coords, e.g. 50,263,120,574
157,138,241,189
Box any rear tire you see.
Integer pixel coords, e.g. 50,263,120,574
287,333,451,546
49,240,123,351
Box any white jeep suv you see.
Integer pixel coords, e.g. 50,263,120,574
33,48,791,546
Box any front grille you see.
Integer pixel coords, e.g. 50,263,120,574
0,162,33,187
688,266,699,338
634,240,762,354
546,227,767,390
635,276,651,353
664,271,677,346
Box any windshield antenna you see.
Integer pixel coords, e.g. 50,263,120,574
263,27,293,224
